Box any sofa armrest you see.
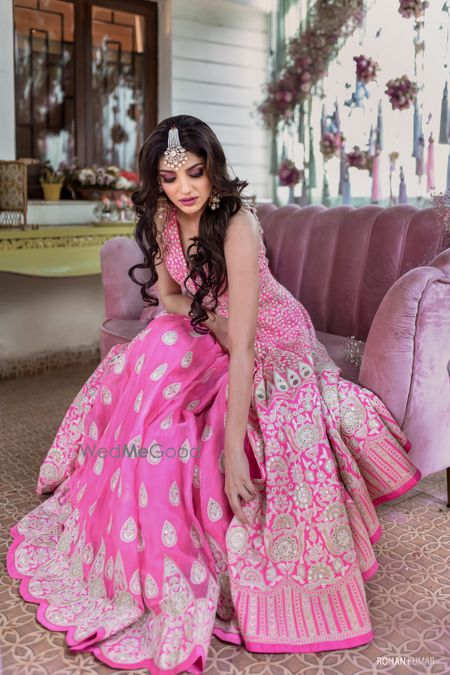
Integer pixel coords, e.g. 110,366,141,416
359,257,450,476
100,237,149,321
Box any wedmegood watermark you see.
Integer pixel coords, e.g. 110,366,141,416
78,443,201,460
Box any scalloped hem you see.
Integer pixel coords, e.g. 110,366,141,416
7,525,207,675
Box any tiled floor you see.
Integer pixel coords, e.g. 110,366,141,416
1,363,449,674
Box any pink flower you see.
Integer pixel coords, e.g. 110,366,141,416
354,54,379,84
398,0,429,19
278,159,302,187
385,75,418,110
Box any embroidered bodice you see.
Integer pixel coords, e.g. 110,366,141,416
160,206,317,361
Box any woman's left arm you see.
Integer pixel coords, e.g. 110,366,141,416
223,208,260,525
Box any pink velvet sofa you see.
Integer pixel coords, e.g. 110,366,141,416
100,204,450,501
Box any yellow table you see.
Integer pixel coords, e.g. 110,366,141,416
0,223,135,277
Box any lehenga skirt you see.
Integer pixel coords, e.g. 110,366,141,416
7,313,421,674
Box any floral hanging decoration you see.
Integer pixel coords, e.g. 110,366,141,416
257,0,365,131
320,132,343,160
346,146,373,171
353,55,379,84
398,0,429,19
385,75,418,110
278,159,303,187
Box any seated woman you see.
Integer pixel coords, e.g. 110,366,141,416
7,115,421,675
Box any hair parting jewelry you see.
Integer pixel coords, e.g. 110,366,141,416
163,125,188,170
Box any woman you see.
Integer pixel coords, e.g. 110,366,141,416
7,115,421,675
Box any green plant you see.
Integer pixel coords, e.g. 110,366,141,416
39,161,65,184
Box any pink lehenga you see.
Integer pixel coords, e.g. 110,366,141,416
7,206,421,674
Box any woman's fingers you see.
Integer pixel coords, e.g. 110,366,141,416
240,484,256,502
227,484,258,524
229,495,248,525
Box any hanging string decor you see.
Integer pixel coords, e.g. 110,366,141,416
307,126,317,190
389,152,400,205
376,100,384,150
371,149,382,203
259,0,447,206
322,170,331,207
426,132,435,191
399,165,409,203
439,81,449,145
342,165,352,205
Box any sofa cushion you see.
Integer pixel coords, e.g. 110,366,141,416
259,204,446,342
315,330,364,383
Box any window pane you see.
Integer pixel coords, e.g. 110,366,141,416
92,7,145,171
13,0,75,168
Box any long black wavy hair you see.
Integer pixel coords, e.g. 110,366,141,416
129,115,249,333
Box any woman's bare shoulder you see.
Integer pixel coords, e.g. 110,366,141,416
227,204,259,235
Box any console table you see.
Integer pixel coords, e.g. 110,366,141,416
0,223,135,276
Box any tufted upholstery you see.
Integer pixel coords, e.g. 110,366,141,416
99,204,450,483
260,204,446,340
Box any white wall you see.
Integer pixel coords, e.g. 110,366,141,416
0,273,105,363
171,0,271,198
0,0,15,159
0,0,272,366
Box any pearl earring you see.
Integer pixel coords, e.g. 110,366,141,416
208,188,221,210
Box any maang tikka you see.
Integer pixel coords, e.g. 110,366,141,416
163,125,188,170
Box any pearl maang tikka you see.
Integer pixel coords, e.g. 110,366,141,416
163,126,188,170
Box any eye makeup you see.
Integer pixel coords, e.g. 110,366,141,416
158,162,205,183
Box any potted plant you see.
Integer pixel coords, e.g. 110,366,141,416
39,162,65,201
66,165,139,200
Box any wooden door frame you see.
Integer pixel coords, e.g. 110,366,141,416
13,0,158,168
77,0,158,166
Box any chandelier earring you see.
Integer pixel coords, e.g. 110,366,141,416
156,184,170,221
208,188,221,210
